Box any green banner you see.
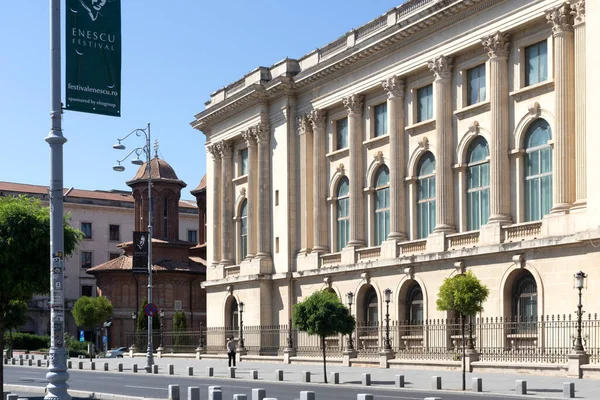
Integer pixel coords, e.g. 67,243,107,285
66,0,121,117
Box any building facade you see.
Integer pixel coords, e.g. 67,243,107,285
191,0,600,371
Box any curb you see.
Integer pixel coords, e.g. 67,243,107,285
3,385,162,400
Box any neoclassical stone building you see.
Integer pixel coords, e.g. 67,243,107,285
192,0,600,370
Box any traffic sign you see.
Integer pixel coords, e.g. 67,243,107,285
144,303,158,317
102,336,108,344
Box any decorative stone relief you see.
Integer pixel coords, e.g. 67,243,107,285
239,187,246,198
546,3,574,34
528,101,541,118
343,94,364,115
403,267,414,279
360,271,370,283
454,260,465,274
481,31,510,59
251,122,270,143
309,109,327,130
226,285,233,294
207,144,221,160
297,114,312,135
382,76,405,98
428,55,453,81
512,254,525,268
418,136,429,151
336,163,346,176
373,151,384,165
242,129,256,146
469,121,480,134
323,276,332,288
571,0,585,25
217,140,233,158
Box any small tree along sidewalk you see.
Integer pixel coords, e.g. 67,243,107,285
71,295,113,359
293,290,355,383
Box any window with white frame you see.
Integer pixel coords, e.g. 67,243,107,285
417,152,436,239
336,177,350,251
373,103,387,137
466,137,490,230
417,84,433,122
524,119,552,222
240,148,248,176
524,40,548,87
336,118,348,150
374,166,390,245
240,199,248,261
466,64,486,106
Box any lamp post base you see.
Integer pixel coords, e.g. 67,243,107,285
342,349,357,367
283,347,296,364
379,348,394,368
568,351,589,379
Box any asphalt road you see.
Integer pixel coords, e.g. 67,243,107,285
3,365,528,400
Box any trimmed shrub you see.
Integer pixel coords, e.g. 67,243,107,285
3,333,50,351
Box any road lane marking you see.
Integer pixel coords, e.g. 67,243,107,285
125,386,168,391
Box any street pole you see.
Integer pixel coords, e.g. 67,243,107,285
46,0,70,399
144,123,154,373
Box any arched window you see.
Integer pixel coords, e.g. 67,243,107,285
512,272,537,321
364,287,378,326
417,152,436,239
336,177,350,251
374,166,390,245
240,200,248,261
229,299,239,330
524,119,552,221
406,283,423,323
467,137,490,230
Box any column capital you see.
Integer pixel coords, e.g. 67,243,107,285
382,76,405,99
428,55,453,81
241,128,257,147
481,31,510,59
309,109,327,130
251,122,270,143
571,0,585,25
217,140,233,158
297,114,312,135
343,94,364,115
207,144,221,161
546,3,574,34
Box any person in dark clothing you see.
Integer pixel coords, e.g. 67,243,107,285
226,337,236,367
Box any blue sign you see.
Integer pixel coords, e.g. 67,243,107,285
79,330,85,342
102,335,108,344
144,303,158,317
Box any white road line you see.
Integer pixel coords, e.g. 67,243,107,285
375,396,421,400
125,386,168,391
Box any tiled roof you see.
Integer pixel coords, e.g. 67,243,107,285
190,174,206,195
126,157,186,188
86,255,205,273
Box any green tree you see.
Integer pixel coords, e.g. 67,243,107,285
293,290,355,383
3,300,28,358
0,195,81,390
436,271,490,391
72,296,113,358
173,311,187,349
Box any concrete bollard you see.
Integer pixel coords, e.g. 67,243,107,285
188,387,200,400
67,360,72,369
395,375,405,388
207,366,214,377
362,373,371,386
472,377,482,392
133,364,138,373
7,394,18,400
103,362,108,371
169,364,174,375
275,369,283,381
301,371,310,383
91,362,95,371
563,382,575,399
44,355,48,360
233,395,247,400
330,372,339,384
118,363,123,372
251,388,266,400
251,370,259,380
11,359,15,365
431,376,442,390
187,366,194,376
78,361,84,370
19,359,23,366
28,359,33,366
46,360,50,367
516,380,527,395
300,391,315,400
210,389,222,400
153,364,159,374
208,387,222,400
3,391,11,400
168,384,180,400
356,395,373,400
229,366,236,378
37,359,42,367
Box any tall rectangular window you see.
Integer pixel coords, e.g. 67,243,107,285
81,285,93,297
81,222,92,239
336,118,348,150
81,251,92,269
240,148,248,176
417,84,433,122
525,40,548,86
188,229,198,243
109,224,120,241
109,252,121,260
374,103,387,137
467,64,486,106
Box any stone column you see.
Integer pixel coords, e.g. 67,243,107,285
482,31,512,223
547,3,575,213
573,0,586,206
207,144,221,266
219,140,234,265
344,94,365,247
428,55,455,233
310,109,328,252
382,76,407,241
242,129,257,259
253,123,272,258
297,115,313,254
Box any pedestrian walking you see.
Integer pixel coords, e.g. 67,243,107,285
227,337,236,367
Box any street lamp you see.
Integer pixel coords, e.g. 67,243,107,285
346,292,355,351
159,309,165,350
573,271,587,352
384,288,392,351
130,312,138,351
238,302,245,349
114,124,154,372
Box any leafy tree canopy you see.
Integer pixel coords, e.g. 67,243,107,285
173,311,187,331
3,300,28,332
72,296,113,330
436,271,490,317
293,290,355,337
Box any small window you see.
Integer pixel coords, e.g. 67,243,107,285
81,222,92,239
109,224,120,241
466,64,486,106
187,230,198,243
373,103,387,137
275,190,279,206
163,198,168,239
174,300,182,311
336,118,348,150
81,285,93,297
109,253,121,260
240,148,248,176
417,84,433,122
81,251,92,269
525,40,548,87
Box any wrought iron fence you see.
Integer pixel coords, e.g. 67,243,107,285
125,313,600,364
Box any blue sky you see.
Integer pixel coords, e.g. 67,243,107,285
1,1,402,200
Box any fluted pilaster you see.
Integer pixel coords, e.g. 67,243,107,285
207,144,221,266
573,0,586,205
310,110,328,252
547,3,576,213
298,115,313,254
428,55,455,233
242,129,257,259
219,140,234,265
344,94,365,247
482,31,512,223
254,123,272,258
382,76,407,240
